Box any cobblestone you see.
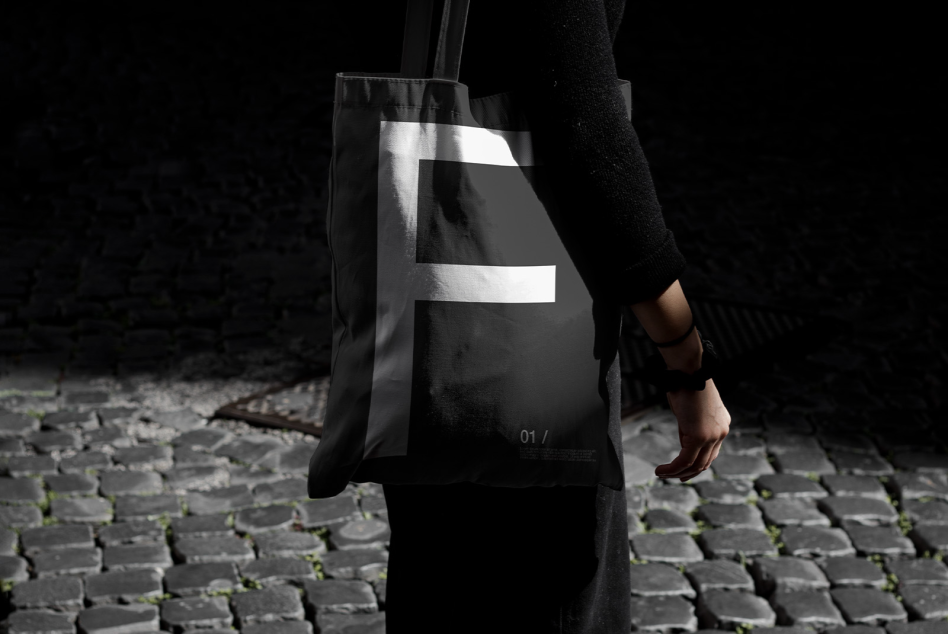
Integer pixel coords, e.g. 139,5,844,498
102,543,173,571
302,579,377,615
0,505,42,529
0,610,75,634
718,434,766,456
829,587,908,626
884,557,948,586
6,456,57,478
832,451,897,477
821,475,889,500
145,408,205,432
779,526,857,558
215,434,284,465
315,612,385,634
359,495,388,521
113,493,182,521
755,473,828,499
898,585,948,619
698,528,779,561
171,514,233,540
21,525,94,556
629,562,696,598
886,623,948,634
97,519,165,546
646,484,702,514
632,533,706,564
758,497,832,527
59,450,111,473
696,589,777,630
769,589,846,629
165,465,230,492
772,450,838,476
160,596,233,631
259,444,315,474
186,485,255,515
28,431,82,453
764,433,824,456
50,497,113,524
818,557,887,589
819,497,900,526
254,531,326,559
83,569,164,604
892,452,948,474
0,477,45,505
711,454,775,480
0,527,16,555
0,411,40,438
10,576,84,611
231,585,305,626
83,427,133,449
319,549,389,582
254,478,309,506
750,556,830,595
0,555,29,585
889,473,948,503
229,464,285,487
234,504,297,534
901,500,948,526
298,496,362,529
163,562,242,597
843,524,917,558
630,594,698,632
99,470,163,496
245,622,315,634
696,503,767,531
173,536,256,565
111,444,173,471
32,546,102,578
44,473,99,497
694,480,756,505
642,508,697,533
41,411,98,432
683,560,755,594
240,557,317,587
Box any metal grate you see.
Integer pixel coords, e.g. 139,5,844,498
215,375,330,436
620,295,849,416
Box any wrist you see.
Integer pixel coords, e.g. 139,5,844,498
659,329,704,374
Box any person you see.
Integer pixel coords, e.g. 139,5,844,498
382,1,731,632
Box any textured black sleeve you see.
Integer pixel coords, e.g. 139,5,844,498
510,0,688,306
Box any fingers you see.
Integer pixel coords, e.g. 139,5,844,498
675,441,717,482
654,442,702,480
654,434,725,482
707,437,724,466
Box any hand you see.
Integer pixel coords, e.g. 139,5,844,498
655,378,731,482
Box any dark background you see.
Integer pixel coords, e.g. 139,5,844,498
0,2,944,400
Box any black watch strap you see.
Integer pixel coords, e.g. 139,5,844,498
633,338,722,392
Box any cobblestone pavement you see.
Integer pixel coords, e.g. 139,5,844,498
1,1,947,633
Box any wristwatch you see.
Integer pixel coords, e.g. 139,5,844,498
632,338,723,393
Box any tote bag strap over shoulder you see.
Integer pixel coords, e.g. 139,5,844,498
400,0,471,81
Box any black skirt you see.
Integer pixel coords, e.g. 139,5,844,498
382,356,631,633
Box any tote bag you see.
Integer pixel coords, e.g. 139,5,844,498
308,0,632,498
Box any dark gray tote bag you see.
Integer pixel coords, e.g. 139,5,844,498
308,0,632,497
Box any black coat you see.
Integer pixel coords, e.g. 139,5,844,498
459,0,687,306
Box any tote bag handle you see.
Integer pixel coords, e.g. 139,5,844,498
400,0,471,81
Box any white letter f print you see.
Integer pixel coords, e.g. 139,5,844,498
365,121,556,459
